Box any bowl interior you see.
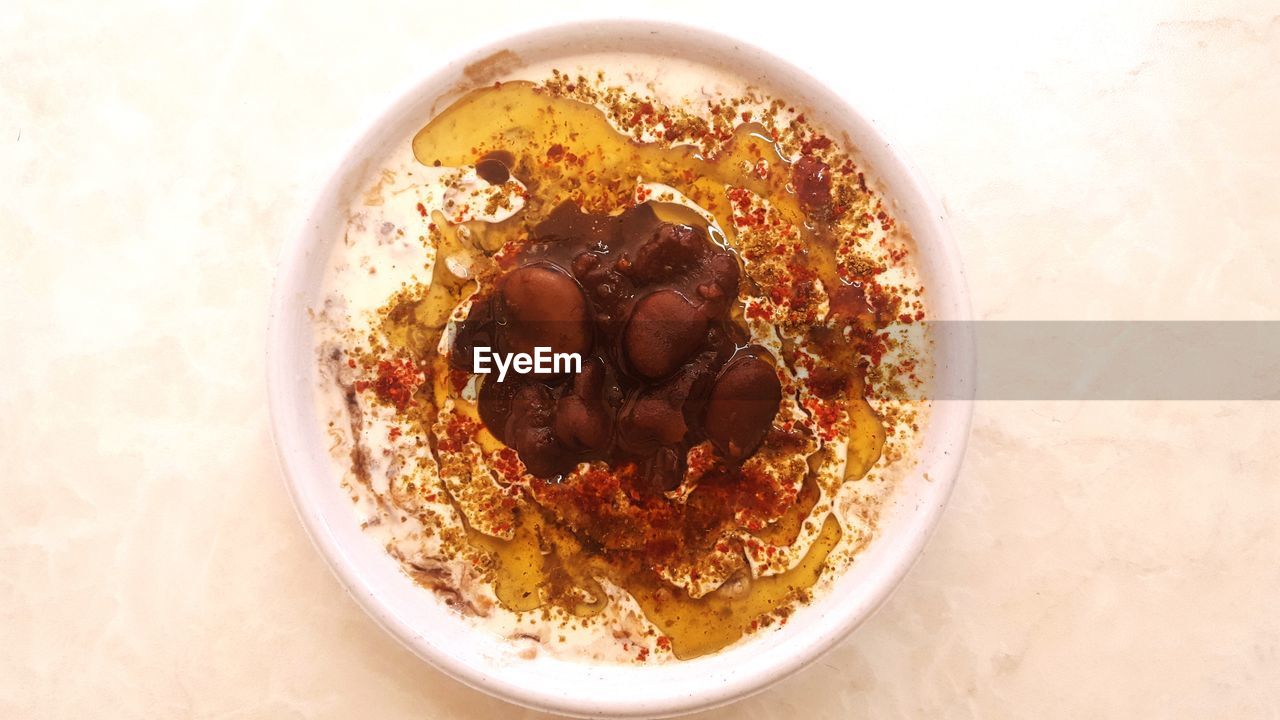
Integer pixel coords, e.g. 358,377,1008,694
268,19,973,719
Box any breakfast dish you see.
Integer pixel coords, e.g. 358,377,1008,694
312,65,927,663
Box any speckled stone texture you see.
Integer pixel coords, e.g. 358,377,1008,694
2,1,1278,717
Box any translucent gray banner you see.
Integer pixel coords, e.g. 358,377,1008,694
924,321,1280,400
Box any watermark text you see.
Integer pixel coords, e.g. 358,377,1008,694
473,346,582,382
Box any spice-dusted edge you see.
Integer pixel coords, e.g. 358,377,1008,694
312,68,927,663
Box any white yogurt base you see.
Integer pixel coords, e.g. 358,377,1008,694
309,65,927,664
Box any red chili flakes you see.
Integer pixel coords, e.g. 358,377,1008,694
804,397,843,441
800,135,833,155
369,356,424,412
415,202,427,217
685,444,716,475
449,368,470,394
437,414,478,454
733,206,767,228
656,636,672,651
863,334,888,366
491,447,524,483
629,101,655,126
863,278,901,323
744,301,773,321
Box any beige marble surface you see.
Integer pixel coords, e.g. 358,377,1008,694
3,1,1278,717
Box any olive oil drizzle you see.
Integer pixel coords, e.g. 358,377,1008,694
377,81,890,659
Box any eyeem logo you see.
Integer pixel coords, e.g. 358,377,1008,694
473,347,582,382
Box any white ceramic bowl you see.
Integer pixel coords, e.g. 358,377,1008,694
268,19,974,718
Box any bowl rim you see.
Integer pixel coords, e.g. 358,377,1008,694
267,17,974,718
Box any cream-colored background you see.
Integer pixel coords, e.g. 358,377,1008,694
3,1,1278,717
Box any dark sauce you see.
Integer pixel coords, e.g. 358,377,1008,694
452,200,782,493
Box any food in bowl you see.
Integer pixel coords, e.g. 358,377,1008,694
312,66,926,662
